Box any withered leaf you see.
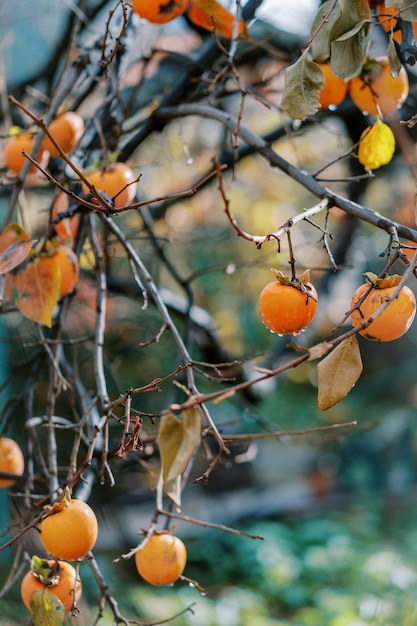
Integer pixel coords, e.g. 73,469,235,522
317,335,363,410
157,407,202,506
280,50,324,121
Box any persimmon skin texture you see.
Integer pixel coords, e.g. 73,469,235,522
135,533,187,586
349,57,409,117
4,132,49,174
131,0,188,24
319,63,349,108
351,283,416,341
42,112,85,157
82,163,137,209
21,560,82,614
259,281,318,335
0,437,24,488
51,245,80,297
38,499,98,561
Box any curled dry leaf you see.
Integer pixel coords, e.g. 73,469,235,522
157,407,202,507
308,341,332,361
317,335,363,410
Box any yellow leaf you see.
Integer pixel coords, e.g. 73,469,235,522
10,256,61,327
358,118,395,171
317,336,363,410
157,407,202,506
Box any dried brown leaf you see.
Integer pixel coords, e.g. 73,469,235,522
157,407,202,506
317,335,363,410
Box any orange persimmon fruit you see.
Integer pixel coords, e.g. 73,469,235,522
42,111,85,158
0,437,24,488
351,273,416,341
21,557,82,614
349,56,409,117
135,532,187,586
4,129,49,174
50,245,80,297
259,270,318,336
82,162,138,209
318,62,349,109
38,495,98,561
131,0,188,23
52,193,80,240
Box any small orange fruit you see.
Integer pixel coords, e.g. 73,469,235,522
4,130,49,174
21,557,82,614
351,273,416,341
38,496,98,561
135,532,187,586
376,4,417,43
0,437,24,488
50,245,79,297
318,63,349,109
259,270,318,335
82,162,138,209
42,112,85,157
51,193,80,240
131,0,188,24
349,56,409,117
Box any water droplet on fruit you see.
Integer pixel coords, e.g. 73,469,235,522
292,330,301,337
188,582,195,588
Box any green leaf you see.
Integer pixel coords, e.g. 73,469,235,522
157,407,202,506
281,51,324,121
317,336,363,411
329,0,371,79
310,0,342,62
30,589,65,626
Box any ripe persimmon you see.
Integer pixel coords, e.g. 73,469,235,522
4,130,49,174
318,63,349,109
259,270,318,336
0,437,24,488
376,4,417,43
21,557,82,614
51,245,79,297
349,56,409,117
52,193,80,240
38,495,98,561
135,532,187,586
42,111,85,158
131,0,188,24
82,162,138,209
351,273,416,341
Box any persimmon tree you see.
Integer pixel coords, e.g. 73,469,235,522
1,0,417,623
